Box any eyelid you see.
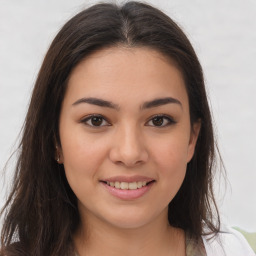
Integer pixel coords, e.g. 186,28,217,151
145,114,176,127
79,113,176,128
80,114,111,127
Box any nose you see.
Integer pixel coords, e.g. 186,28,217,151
109,125,149,167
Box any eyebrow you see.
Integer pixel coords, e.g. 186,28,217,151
72,97,182,110
141,97,182,110
72,97,120,110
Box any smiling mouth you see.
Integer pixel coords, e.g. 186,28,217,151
101,180,155,190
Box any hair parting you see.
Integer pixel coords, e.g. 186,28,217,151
1,2,222,255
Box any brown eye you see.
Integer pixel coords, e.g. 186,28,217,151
91,116,103,126
152,116,164,126
146,115,175,127
81,115,110,127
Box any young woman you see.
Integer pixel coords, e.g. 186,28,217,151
0,1,254,255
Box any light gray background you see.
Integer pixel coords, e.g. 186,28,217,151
0,0,255,231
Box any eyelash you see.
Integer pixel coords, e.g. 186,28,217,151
80,114,111,128
80,114,176,128
146,114,176,127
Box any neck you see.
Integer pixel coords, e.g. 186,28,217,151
74,209,185,256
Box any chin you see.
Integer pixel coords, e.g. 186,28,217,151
106,216,153,229
99,207,165,230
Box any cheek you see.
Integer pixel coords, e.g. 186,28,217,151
152,135,189,171
61,136,110,206
150,135,189,195
160,147,187,188
60,132,109,182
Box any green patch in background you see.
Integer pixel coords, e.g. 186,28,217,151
233,227,256,253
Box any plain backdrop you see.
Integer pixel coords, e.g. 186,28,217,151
0,0,255,232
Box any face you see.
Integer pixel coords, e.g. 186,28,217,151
59,47,200,230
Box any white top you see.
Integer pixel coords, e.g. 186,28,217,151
74,227,255,256
202,227,255,256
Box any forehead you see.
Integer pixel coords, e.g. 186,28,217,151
65,46,188,108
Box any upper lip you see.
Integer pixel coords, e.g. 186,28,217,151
100,175,155,183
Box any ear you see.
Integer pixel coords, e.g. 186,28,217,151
54,135,64,164
187,120,201,163
56,145,64,164
55,144,64,164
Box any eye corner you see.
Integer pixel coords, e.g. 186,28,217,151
145,114,176,128
80,114,111,128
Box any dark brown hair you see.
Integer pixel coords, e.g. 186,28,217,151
1,1,220,255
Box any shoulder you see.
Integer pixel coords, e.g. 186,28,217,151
202,227,255,256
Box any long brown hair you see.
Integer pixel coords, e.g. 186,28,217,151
1,1,220,255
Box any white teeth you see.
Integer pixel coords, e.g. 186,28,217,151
137,181,143,188
115,181,120,189
120,182,129,189
128,182,137,190
107,181,150,189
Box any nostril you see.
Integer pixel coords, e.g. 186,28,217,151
108,142,149,167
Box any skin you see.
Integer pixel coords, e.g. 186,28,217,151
58,46,200,256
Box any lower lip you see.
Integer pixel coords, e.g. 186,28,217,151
101,182,154,200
